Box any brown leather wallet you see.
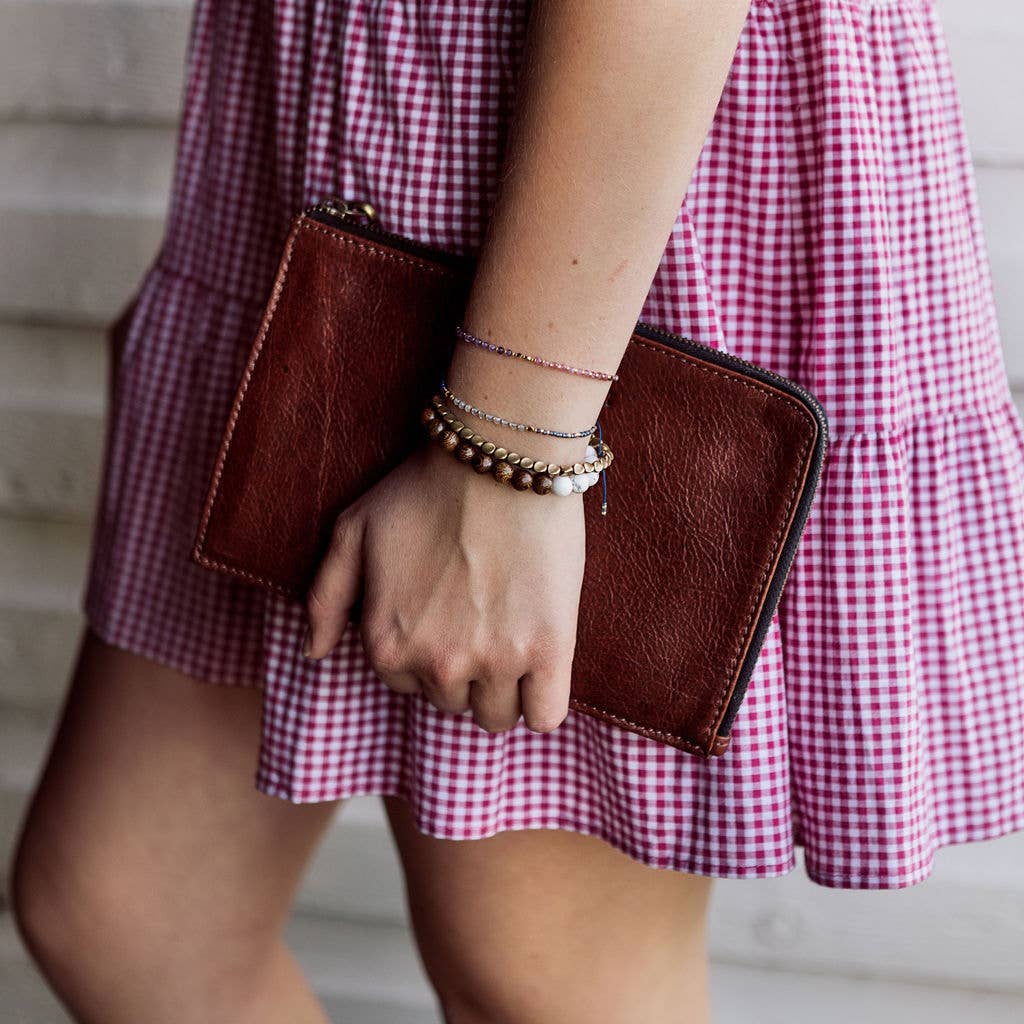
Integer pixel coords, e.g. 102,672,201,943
192,198,829,757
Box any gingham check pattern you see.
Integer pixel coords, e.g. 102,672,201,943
82,0,1024,889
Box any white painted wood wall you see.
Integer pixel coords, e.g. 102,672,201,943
1,2,1022,1020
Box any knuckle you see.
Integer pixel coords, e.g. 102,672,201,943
423,646,467,689
529,630,566,662
362,626,403,677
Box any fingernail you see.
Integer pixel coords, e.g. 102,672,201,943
301,629,313,658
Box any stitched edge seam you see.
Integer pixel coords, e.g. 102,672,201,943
627,337,815,746
192,217,458,573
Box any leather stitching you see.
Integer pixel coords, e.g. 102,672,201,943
626,337,815,745
193,215,820,754
193,217,461,582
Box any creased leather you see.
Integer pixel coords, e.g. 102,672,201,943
192,213,825,756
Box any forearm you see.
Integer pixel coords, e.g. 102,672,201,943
446,0,751,463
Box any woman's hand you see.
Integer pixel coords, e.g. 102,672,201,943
303,440,585,734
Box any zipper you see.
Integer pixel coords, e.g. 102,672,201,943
304,195,474,269
635,322,830,449
304,196,830,448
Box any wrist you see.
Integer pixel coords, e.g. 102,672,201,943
443,341,607,465
418,403,610,503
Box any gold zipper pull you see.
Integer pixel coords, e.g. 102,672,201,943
311,196,380,226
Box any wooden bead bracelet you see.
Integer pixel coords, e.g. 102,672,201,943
420,398,613,498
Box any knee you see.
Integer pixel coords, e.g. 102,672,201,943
9,839,69,980
426,955,619,1024
8,816,102,983
8,796,168,995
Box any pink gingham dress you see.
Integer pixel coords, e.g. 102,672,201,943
82,0,1024,889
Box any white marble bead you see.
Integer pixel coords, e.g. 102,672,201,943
585,471,600,487
552,475,574,496
585,444,598,461
571,474,588,493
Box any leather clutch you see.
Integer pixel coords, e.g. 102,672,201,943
192,197,830,757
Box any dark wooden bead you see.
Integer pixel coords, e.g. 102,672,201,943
439,429,459,452
420,407,438,428
512,469,534,491
532,473,554,495
492,460,514,485
426,418,446,440
455,442,476,462
471,451,494,474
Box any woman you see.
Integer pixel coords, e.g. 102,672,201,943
11,0,1024,1021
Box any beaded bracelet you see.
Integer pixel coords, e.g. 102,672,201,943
455,324,620,383
420,399,613,500
438,378,597,439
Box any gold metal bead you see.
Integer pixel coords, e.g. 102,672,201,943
533,462,548,474
459,426,475,440
470,433,484,445
573,463,585,475
584,461,594,474
494,447,508,460
519,458,534,471
482,442,496,454
549,466,562,477
507,452,520,465
441,411,455,423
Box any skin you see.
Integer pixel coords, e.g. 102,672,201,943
12,1,750,1021
11,633,338,1023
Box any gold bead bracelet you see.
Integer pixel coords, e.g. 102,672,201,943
420,400,613,499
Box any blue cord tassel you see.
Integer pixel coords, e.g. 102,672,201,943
596,420,608,516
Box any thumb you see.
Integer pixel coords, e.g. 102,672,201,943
304,513,365,659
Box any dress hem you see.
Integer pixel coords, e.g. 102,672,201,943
80,561,1024,893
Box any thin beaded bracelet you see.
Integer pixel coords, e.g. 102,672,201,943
428,394,613,478
455,323,620,383
438,378,597,439
420,400,613,505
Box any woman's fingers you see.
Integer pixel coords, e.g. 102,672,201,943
519,657,573,734
469,672,524,733
304,514,365,659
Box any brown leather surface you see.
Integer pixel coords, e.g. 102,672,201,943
193,214,822,756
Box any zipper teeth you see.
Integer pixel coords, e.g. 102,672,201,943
304,199,830,448
305,200,452,261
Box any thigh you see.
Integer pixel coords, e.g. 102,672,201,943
383,795,713,1024
11,628,342,1015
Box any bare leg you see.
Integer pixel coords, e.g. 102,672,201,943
383,795,713,1024
9,629,341,1023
